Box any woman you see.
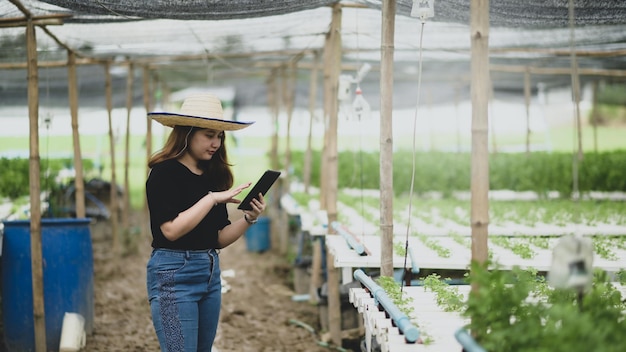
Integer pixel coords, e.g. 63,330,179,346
145,93,265,352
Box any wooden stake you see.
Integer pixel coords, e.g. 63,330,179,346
569,0,584,162
267,70,280,171
591,80,599,152
142,65,153,239
304,50,320,194
123,63,134,231
325,3,343,346
470,0,490,275
379,0,395,278
524,68,531,155
25,18,47,352
68,50,86,218
104,62,120,253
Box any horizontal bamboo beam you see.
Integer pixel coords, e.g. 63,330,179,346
0,57,104,69
0,16,66,28
490,64,626,77
490,47,626,58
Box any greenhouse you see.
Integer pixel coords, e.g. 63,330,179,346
1,0,626,351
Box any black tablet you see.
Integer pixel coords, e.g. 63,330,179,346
237,170,281,210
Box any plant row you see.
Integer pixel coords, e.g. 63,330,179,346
288,150,626,197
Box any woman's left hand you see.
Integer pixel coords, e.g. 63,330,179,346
243,193,266,221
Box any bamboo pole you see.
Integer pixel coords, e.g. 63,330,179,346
304,51,320,194
455,84,462,152
379,0,395,278
306,51,321,303
267,70,280,171
122,63,134,231
488,80,497,154
266,71,281,250
0,13,70,26
325,2,343,347
67,50,86,218
319,10,338,211
142,65,153,239
489,65,626,77
470,0,490,274
591,80,599,152
25,18,47,352
104,62,120,253
284,57,301,187
568,0,583,162
524,68,532,155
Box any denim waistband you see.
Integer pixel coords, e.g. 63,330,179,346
152,248,219,258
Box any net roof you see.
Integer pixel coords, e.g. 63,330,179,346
1,0,626,109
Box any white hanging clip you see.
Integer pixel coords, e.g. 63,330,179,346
352,86,371,121
411,0,435,22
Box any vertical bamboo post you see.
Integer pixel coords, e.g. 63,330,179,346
380,0,395,278
67,50,86,218
304,50,320,194
267,70,280,171
282,65,292,183
488,79,497,154
142,65,153,238
524,68,532,155
161,83,171,145
266,71,281,249
569,0,583,162
123,62,134,231
470,0,490,275
325,2,343,347
104,62,119,253
26,19,46,352
591,80,599,152
307,51,323,304
320,20,333,210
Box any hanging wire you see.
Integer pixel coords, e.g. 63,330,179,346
401,19,427,294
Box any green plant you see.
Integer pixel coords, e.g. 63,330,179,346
375,275,416,321
422,273,465,312
491,236,536,259
464,261,626,351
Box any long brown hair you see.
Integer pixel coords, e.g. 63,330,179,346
148,126,234,190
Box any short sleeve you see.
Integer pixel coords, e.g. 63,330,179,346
146,165,181,226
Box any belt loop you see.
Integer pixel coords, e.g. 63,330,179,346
185,250,190,259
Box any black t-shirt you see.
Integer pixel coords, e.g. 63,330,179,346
146,158,231,250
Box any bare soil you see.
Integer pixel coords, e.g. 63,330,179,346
83,211,336,352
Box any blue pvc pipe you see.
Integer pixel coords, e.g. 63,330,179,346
331,221,366,255
353,269,420,343
454,328,487,352
406,245,420,274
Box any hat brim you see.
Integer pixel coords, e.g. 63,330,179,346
149,112,254,131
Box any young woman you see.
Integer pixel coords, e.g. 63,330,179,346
145,93,265,351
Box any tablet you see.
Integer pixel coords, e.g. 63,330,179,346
237,170,281,210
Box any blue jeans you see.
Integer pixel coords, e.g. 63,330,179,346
147,248,221,352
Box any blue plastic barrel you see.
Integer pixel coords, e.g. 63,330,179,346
1,218,94,352
244,216,270,252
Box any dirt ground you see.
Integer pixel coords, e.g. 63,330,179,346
84,211,345,352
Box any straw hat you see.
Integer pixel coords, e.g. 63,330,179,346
149,93,253,131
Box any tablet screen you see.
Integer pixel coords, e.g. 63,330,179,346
237,170,281,210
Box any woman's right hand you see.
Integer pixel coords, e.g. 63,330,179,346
211,182,252,205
